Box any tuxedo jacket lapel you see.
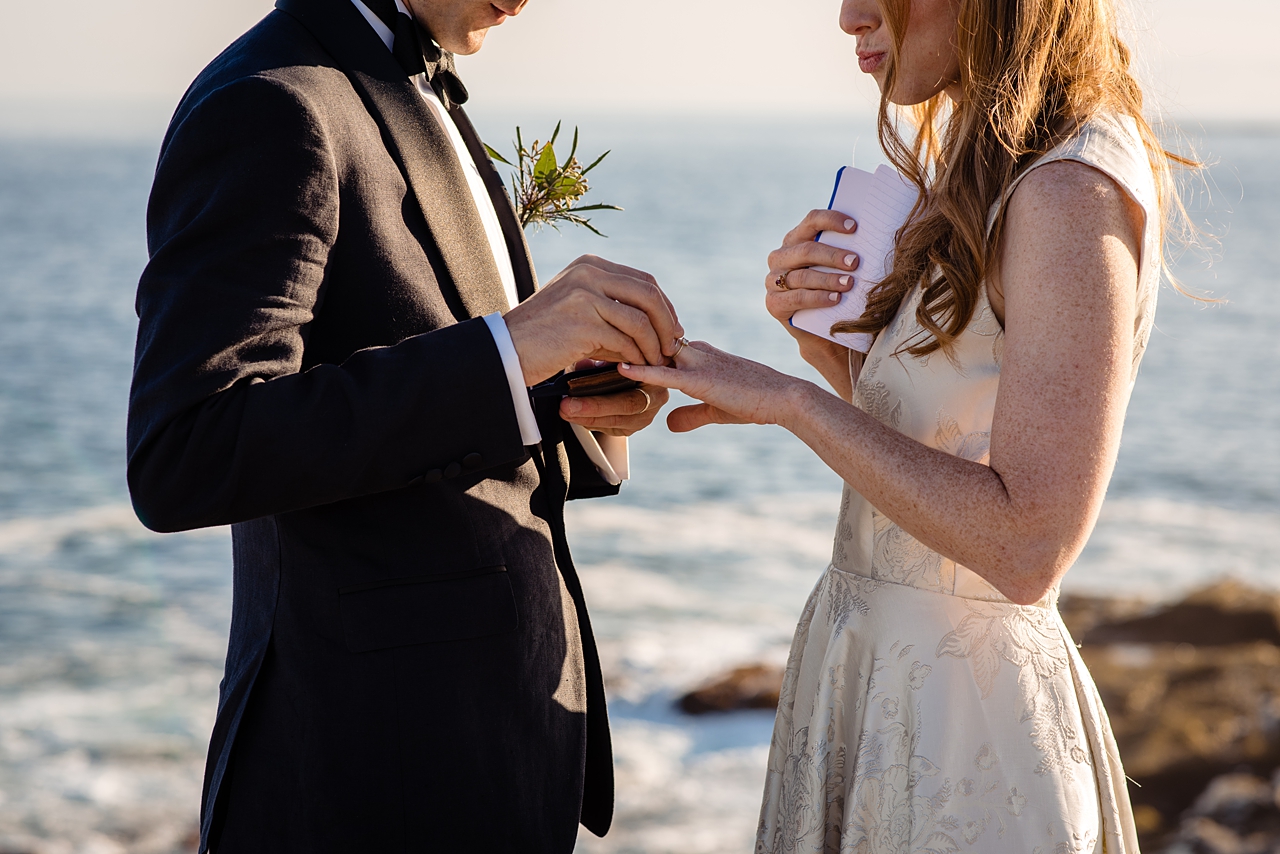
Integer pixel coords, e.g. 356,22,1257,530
450,106,538,303
275,0,509,319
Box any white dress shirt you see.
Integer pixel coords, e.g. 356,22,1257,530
350,0,628,483
352,0,538,442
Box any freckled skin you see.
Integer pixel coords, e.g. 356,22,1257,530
620,2,1145,606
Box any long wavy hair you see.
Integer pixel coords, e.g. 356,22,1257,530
831,0,1191,355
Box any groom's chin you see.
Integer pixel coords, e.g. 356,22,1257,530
449,29,491,56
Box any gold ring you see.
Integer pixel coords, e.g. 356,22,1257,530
672,336,689,358
774,272,790,291
637,388,652,412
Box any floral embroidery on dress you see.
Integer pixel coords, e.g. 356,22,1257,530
853,357,904,431
759,571,1113,854
833,487,856,567
1035,831,1100,854
936,602,1091,777
934,410,991,464
968,299,1002,337
826,568,871,639
871,509,949,592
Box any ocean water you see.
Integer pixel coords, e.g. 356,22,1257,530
0,113,1276,853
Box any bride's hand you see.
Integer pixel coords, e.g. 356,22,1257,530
765,209,859,331
765,210,862,398
617,341,804,433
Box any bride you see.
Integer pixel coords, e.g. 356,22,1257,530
621,0,1181,849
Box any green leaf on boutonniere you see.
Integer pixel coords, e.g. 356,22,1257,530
533,143,557,183
485,122,622,236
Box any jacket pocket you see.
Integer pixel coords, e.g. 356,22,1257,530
338,566,517,653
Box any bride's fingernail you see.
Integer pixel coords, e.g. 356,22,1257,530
829,293,840,302
844,219,856,230
619,363,632,370
839,276,851,287
844,255,857,268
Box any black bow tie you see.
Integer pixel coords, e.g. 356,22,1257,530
361,0,470,109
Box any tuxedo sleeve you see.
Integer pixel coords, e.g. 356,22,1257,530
127,73,527,533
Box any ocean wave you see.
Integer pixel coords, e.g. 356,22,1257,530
576,721,767,854
1071,495,1280,595
566,492,841,562
0,503,226,558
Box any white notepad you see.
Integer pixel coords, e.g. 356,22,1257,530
790,164,918,352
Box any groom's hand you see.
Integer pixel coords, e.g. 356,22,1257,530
504,256,683,387
559,361,669,437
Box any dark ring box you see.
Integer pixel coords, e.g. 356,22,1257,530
530,364,641,399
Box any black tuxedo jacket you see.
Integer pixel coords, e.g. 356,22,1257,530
127,1,615,850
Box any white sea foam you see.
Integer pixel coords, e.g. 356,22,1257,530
0,503,226,556
0,675,214,854
1071,496,1280,595
565,493,839,568
575,721,768,854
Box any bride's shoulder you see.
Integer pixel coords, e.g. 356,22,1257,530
988,157,1144,321
1006,149,1144,238
1014,113,1156,217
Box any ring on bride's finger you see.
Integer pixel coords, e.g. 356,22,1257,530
774,271,791,291
672,336,690,358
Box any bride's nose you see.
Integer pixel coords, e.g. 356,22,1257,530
840,0,881,36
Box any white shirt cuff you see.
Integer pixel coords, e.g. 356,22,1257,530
569,424,628,486
483,313,542,446
596,433,629,482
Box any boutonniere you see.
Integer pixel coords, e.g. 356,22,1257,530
484,122,621,237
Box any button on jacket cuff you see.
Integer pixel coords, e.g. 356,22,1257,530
483,312,542,446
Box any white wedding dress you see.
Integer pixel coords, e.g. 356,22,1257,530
757,114,1158,854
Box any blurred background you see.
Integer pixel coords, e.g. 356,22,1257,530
1,1,1278,852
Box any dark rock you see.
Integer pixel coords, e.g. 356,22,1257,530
678,664,784,715
1058,591,1151,640
1083,639,1280,845
1172,817,1249,854
1073,580,1280,850
1190,774,1277,829
1164,773,1280,854
1082,580,1280,647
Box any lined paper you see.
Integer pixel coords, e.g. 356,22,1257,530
791,164,918,352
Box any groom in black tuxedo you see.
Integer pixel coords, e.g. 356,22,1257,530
126,0,682,850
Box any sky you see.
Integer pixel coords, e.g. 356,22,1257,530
0,0,1274,127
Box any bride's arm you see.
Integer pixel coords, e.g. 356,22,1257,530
622,161,1143,606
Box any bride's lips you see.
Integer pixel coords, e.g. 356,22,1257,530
857,51,886,73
